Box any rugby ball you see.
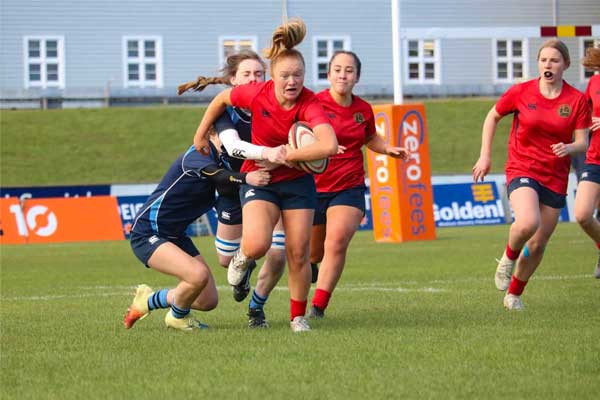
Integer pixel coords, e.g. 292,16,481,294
288,122,329,174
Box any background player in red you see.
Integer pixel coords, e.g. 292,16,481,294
307,51,410,318
574,45,600,278
193,17,338,332
472,39,590,310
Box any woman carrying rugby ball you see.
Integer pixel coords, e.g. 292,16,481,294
308,51,410,319
194,17,337,332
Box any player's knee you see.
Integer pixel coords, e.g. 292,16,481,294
574,207,594,227
286,247,309,269
513,220,539,239
185,264,210,289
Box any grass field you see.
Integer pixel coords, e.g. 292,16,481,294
1,225,598,399
0,99,512,186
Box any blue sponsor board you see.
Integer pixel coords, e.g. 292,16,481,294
433,182,505,227
1,185,111,199
116,195,219,238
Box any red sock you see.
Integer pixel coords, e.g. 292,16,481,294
505,244,521,261
596,242,600,250
290,298,307,320
508,276,528,296
312,288,331,310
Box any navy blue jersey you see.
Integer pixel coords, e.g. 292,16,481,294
214,106,252,172
131,144,219,238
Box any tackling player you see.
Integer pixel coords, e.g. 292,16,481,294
472,39,591,310
122,135,270,331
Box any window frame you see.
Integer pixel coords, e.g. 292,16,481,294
580,37,600,82
122,35,163,88
492,38,529,84
403,39,441,85
218,36,258,69
312,36,351,86
23,35,65,89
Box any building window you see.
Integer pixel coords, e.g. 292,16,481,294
493,39,528,83
313,36,351,85
218,36,258,68
23,36,65,89
581,38,600,81
404,39,440,84
122,36,163,88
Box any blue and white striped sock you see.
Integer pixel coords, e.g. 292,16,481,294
147,289,169,311
170,303,190,319
249,289,268,310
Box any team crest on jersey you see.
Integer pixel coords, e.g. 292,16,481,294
353,112,365,124
558,104,571,118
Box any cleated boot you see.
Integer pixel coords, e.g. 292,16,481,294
123,284,153,329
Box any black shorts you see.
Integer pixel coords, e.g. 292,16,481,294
240,174,316,210
580,163,600,185
215,195,242,225
507,177,566,209
313,186,366,225
130,231,199,267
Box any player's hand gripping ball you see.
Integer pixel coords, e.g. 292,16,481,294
288,122,329,174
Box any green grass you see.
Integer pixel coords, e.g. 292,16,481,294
1,225,598,399
0,99,513,186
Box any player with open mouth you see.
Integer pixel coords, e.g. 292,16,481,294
472,39,590,310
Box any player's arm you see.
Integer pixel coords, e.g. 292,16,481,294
194,89,233,153
550,128,589,157
218,129,287,164
286,123,338,162
472,106,503,182
366,133,410,161
200,165,270,196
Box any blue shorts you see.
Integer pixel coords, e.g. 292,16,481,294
507,177,566,209
215,195,242,225
313,186,366,225
130,231,200,268
239,174,316,210
580,163,600,185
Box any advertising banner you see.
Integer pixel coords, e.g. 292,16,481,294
0,185,111,199
433,182,505,227
366,104,436,242
0,196,124,244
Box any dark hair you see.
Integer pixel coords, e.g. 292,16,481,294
178,50,265,95
537,39,571,68
582,46,600,71
328,51,362,79
263,17,306,70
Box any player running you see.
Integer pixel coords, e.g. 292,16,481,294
194,17,338,332
308,51,410,318
180,50,288,327
472,39,590,310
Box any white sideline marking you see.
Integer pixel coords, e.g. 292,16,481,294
1,285,444,302
3,273,592,302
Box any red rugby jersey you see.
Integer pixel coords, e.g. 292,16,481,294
313,90,376,193
495,78,591,194
230,81,330,183
584,75,600,165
